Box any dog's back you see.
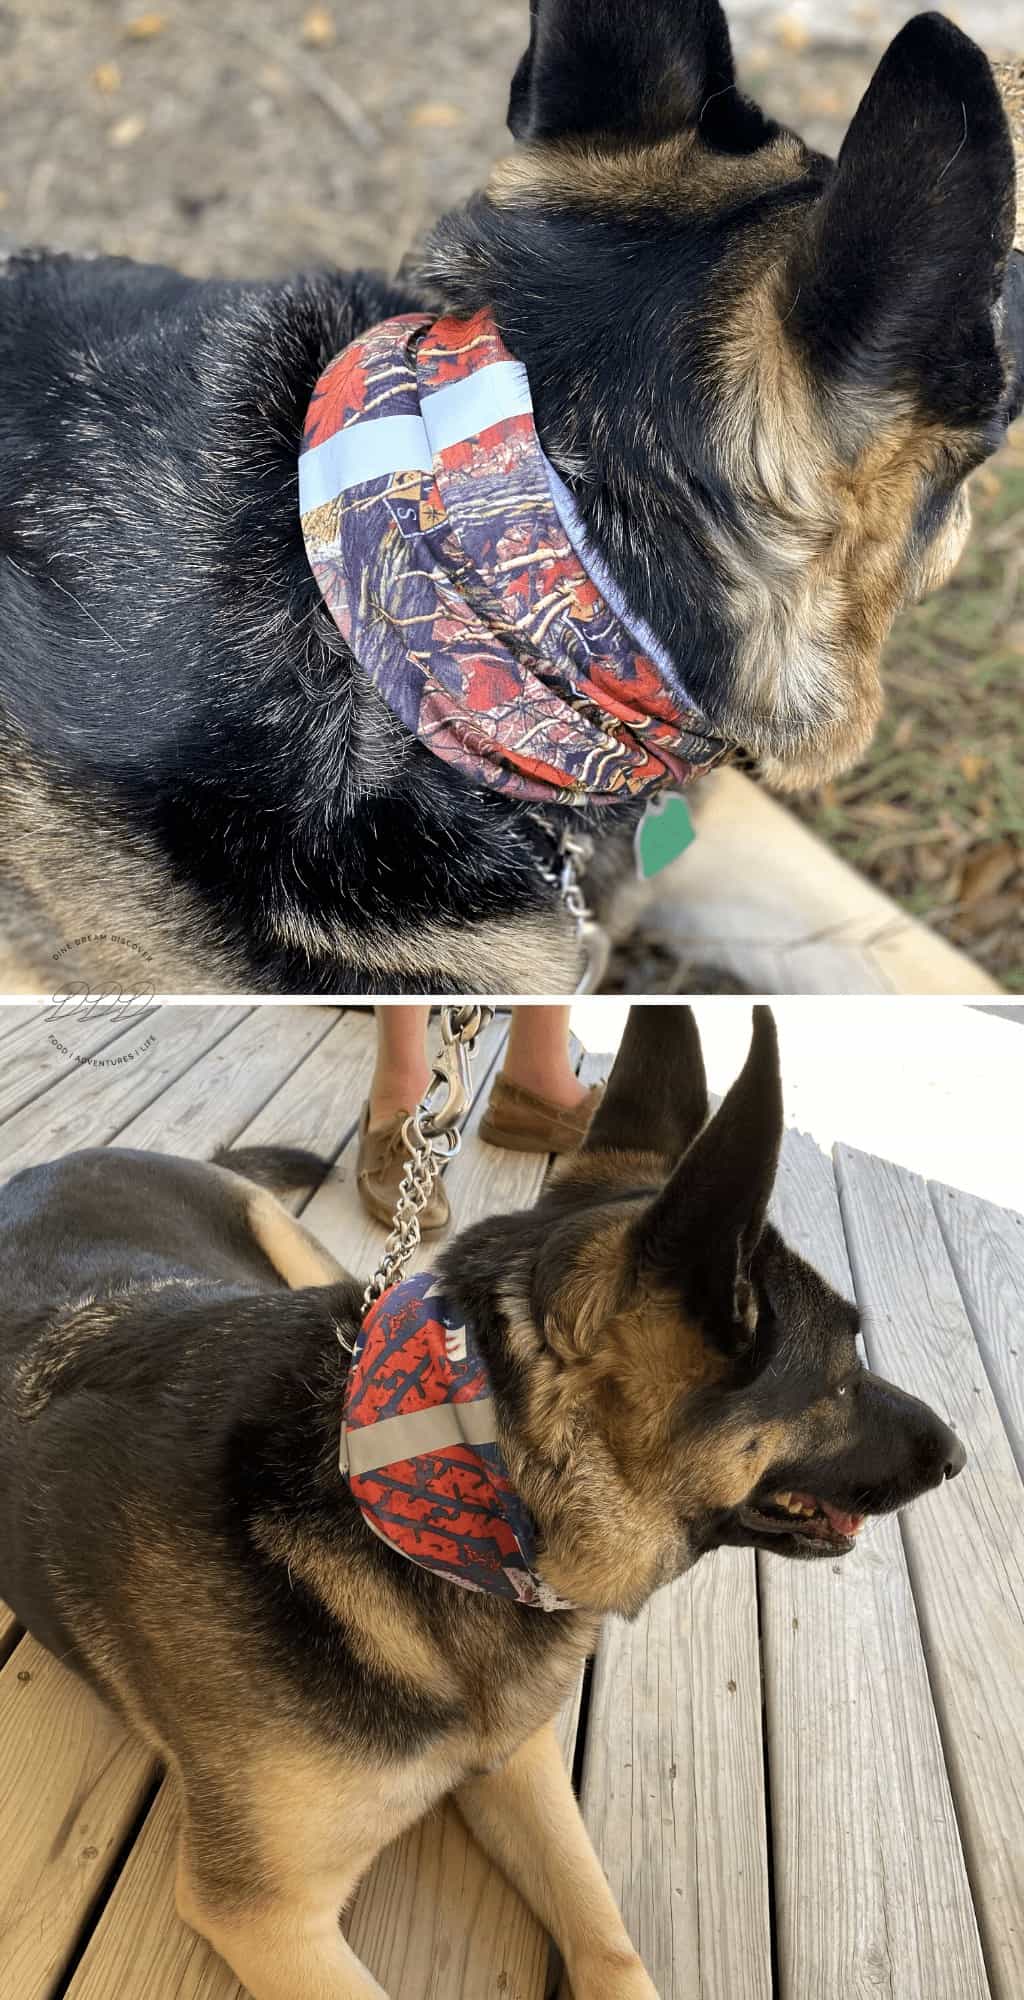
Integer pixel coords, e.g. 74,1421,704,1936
0,1145,332,1676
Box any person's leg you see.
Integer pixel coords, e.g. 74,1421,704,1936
503,1005,588,1110
481,1007,603,1155
367,1006,431,1128
357,1006,448,1232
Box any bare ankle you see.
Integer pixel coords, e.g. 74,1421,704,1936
367,1072,429,1129
501,1062,588,1111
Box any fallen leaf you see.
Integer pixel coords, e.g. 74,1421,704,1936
954,890,1021,939
301,6,335,46
918,850,949,884
958,840,1019,907
410,102,461,129
109,113,146,147
92,61,122,94
958,752,986,783
124,12,165,38
859,801,908,828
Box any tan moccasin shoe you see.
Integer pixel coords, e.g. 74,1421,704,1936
355,1102,451,1233
478,1074,604,1155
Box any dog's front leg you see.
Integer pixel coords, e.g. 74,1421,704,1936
174,1770,397,2000
177,1840,390,2000
454,1722,660,2000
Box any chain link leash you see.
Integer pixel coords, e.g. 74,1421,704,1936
528,813,611,995
358,1005,494,1320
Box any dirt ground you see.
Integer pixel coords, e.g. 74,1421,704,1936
1,2,1021,982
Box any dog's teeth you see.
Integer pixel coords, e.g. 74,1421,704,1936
774,1491,792,1508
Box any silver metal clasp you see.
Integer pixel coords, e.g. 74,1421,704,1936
360,1006,494,1314
419,1005,490,1140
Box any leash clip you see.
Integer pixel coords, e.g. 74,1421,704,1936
360,1006,493,1314
420,1005,494,1140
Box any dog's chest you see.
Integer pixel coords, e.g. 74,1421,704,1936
448,1616,596,1775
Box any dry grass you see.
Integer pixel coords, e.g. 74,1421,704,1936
794,424,1024,989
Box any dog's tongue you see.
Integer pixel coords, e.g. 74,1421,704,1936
819,1497,864,1538
789,1491,864,1537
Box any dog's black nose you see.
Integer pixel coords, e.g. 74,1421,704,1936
944,1432,967,1480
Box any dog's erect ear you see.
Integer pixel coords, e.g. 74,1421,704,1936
582,1005,709,1159
637,1007,783,1352
794,15,1017,426
508,0,759,149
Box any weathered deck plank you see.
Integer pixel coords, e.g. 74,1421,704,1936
930,1183,1024,1482
0,1007,248,1176
573,1547,770,2000
108,1004,336,1157
761,1127,989,2000
0,1006,64,1045
68,1781,243,2000
0,1006,158,1129
837,1147,1024,2000
227,1006,376,1205
0,1604,19,1666
0,1639,155,2000
0,1008,41,1040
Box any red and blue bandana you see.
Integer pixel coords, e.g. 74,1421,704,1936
340,1271,571,1610
299,308,726,805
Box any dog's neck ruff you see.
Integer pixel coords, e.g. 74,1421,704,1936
340,1271,572,1611
299,308,726,805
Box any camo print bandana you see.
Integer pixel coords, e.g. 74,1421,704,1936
339,1271,572,1611
299,308,726,805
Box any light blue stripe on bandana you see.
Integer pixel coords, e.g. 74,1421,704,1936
299,360,535,513
541,452,685,693
298,414,432,512
419,359,533,450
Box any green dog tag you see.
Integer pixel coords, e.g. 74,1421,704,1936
635,793,696,880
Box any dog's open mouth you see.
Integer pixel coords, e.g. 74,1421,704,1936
739,1489,866,1553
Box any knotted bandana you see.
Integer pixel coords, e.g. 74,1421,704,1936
299,308,726,805
340,1271,571,1610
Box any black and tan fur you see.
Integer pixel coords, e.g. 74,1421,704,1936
0,1008,965,1998
0,5,1021,991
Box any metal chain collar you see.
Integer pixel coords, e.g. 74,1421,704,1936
527,813,611,995
359,1005,494,1317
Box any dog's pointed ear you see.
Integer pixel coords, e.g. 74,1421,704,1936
582,1005,709,1160
636,1007,783,1352
794,15,1017,425
508,0,743,147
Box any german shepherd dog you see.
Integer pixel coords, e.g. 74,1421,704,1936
0,1007,965,1998
0,6,1021,994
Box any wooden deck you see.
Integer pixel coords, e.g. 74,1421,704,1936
0,1002,1021,2000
